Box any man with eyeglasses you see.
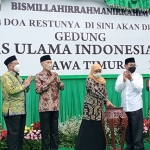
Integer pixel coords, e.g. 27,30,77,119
115,57,144,150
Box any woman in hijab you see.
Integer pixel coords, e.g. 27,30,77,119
75,63,114,150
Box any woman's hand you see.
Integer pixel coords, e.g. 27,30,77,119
106,100,115,107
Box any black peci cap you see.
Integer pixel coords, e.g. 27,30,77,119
40,55,51,62
4,55,17,66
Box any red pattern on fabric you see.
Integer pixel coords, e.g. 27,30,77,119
35,70,63,112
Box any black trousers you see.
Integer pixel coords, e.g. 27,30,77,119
4,115,26,150
125,109,145,150
40,111,59,150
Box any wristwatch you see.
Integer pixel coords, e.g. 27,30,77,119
130,78,133,81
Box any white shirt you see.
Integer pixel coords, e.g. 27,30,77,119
115,72,143,112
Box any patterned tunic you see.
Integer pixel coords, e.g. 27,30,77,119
2,71,28,116
83,78,108,121
35,70,64,112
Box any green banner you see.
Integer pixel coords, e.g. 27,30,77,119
0,75,150,128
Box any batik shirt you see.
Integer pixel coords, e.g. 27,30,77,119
83,78,108,121
35,70,64,112
2,71,27,116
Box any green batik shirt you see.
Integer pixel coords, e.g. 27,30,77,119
2,71,27,116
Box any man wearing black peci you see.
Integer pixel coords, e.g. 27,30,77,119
2,55,33,150
115,57,145,150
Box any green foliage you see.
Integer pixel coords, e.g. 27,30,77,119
58,116,81,148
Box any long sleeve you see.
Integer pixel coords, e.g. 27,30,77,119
104,85,109,101
56,76,64,90
35,73,55,94
115,73,143,112
21,79,30,93
86,78,102,97
86,78,108,101
130,74,143,93
25,86,30,93
115,74,126,92
2,74,26,95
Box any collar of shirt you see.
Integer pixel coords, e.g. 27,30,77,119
131,72,136,75
42,70,52,76
8,70,19,77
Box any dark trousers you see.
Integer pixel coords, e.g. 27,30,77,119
4,115,26,150
40,111,59,150
75,120,106,150
125,109,145,150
